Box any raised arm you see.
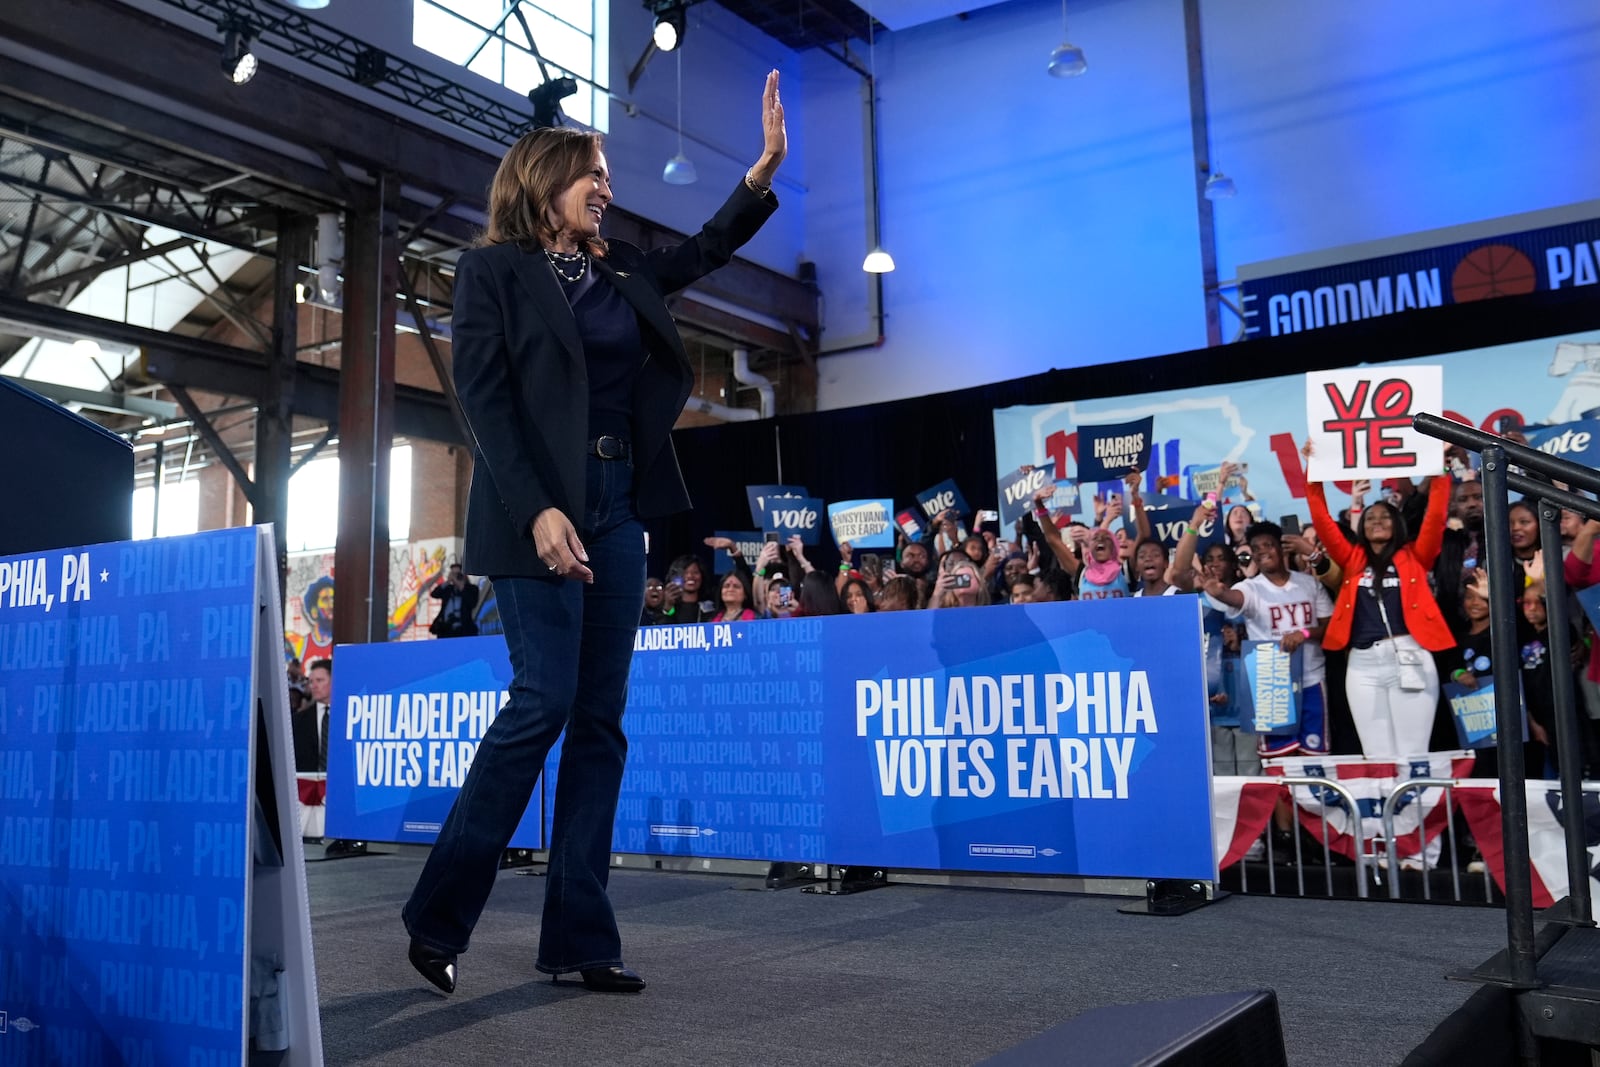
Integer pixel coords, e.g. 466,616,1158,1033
1125,470,1151,544
1410,473,1452,567
1167,502,1212,591
1029,487,1081,576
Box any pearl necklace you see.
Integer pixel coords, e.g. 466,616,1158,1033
544,248,587,284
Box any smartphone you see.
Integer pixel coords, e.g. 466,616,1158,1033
977,509,1000,526
777,586,793,607
1280,515,1302,537
859,552,881,575
671,576,685,587
1498,413,1523,434
952,573,973,589
763,531,781,543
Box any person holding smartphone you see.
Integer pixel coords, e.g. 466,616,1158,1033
930,549,989,608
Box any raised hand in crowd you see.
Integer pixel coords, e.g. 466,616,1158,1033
1102,493,1124,528
1467,566,1490,603
1168,501,1214,591
703,535,741,558
1573,518,1600,564
1281,532,1319,569
1028,484,1081,577
1125,467,1151,544
1522,547,1545,586
838,540,853,566
787,534,814,574
1122,469,1142,503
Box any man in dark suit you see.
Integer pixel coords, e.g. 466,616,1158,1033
402,71,787,999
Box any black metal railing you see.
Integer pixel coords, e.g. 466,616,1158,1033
1414,413,1599,994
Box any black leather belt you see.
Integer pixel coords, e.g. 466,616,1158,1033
589,435,630,460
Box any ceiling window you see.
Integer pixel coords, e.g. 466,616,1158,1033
413,0,608,131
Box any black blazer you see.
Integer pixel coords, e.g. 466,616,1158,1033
291,707,321,773
453,180,777,578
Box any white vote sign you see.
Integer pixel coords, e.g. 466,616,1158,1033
1305,365,1444,481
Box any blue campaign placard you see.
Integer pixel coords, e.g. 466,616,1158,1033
745,484,808,528
996,462,1056,528
326,635,542,848
1076,416,1155,483
827,499,895,549
1527,418,1600,468
1576,584,1600,634
758,495,825,545
0,528,258,1066
915,479,971,523
1143,504,1223,551
1444,680,1528,749
1237,641,1302,736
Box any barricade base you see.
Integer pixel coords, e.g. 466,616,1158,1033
1118,879,1227,916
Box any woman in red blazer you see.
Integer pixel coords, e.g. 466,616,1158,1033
1307,470,1453,759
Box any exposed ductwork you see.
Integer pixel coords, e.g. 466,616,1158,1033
732,348,774,419
685,347,774,423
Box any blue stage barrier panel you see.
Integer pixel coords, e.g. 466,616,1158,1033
334,598,1215,882
0,528,259,1065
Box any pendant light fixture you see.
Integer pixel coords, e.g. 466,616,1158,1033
662,49,698,185
1203,166,1236,200
1046,0,1087,78
861,2,894,273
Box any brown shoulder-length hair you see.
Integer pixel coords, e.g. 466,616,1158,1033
480,126,608,257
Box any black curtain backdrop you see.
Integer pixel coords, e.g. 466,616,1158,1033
648,286,1600,577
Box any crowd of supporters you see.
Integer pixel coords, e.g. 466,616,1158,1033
642,442,1600,792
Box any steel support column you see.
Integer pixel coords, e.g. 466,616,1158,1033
256,213,313,605
1182,0,1224,347
333,175,399,646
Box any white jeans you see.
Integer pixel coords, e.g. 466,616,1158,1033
1345,634,1440,758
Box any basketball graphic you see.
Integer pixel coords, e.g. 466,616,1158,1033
1451,243,1537,302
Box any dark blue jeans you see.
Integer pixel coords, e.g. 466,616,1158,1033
403,454,644,974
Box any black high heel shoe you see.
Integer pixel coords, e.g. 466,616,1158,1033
576,965,645,993
408,939,457,995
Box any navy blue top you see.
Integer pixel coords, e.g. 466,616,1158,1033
559,263,645,441
1350,562,1407,647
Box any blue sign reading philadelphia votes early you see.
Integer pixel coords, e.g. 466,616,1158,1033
326,636,541,848
0,528,258,1067
340,597,1214,882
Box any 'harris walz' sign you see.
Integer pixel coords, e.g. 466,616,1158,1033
1241,213,1600,338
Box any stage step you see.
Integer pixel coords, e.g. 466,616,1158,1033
1524,926,1600,1047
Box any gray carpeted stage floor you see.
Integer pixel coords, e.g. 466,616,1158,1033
307,848,1504,1066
